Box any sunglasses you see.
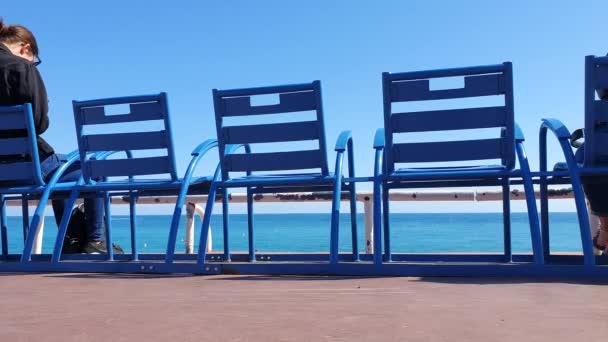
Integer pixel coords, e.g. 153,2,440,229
20,42,42,66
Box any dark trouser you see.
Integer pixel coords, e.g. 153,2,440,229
575,145,608,216
41,154,104,242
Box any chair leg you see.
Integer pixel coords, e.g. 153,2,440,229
349,185,360,262
373,180,383,265
382,185,392,262
1,195,8,258
22,190,54,262
222,188,231,262
52,188,81,263
540,174,550,260
197,185,218,265
21,196,29,243
516,142,544,265
247,188,255,262
104,192,114,261
129,191,138,261
570,174,596,266
329,180,343,264
502,180,512,262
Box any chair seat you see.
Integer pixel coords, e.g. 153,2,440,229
389,165,512,182
222,173,336,188
0,181,79,195
74,176,212,193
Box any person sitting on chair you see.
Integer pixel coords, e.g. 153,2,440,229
0,18,118,254
577,78,608,253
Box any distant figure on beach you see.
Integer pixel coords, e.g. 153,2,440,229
0,18,115,254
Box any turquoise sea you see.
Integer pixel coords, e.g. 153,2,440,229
3,213,584,254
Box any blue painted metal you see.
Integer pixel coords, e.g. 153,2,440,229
537,56,608,266
501,179,512,262
222,188,230,262
60,93,214,266
129,191,138,261
8,252,608,265
373,128,385,265
376,63,544,265
205,81,358,265
0,104,84,262
247,188,255,262
537,55,608,265
0,195,7,258
165,139,217,263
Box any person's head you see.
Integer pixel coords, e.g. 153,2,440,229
0,18,41,66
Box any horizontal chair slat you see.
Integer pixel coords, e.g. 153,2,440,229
390,73,504,102
215,83,315,97
0,112,27,130
83,131,168,151
88,156,172,178
596,64,608,89
386,64,505,81
223,121,319,144
595,101,608,116
226,150,322,172
74,94,163,108
391,106,507,133
393,138,503,163
0,138,30,155
222,91,316,116
0,162,34,182
80,102,164,125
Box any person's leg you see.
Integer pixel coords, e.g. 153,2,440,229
584,181,608,252
82,194,105,249
42,154,74,228
596,216,608,250
44,154,108,253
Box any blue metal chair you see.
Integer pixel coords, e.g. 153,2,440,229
27,93,218,268
540,55,608,266
0,104,80,260
197,81,358,265
373,62,544,265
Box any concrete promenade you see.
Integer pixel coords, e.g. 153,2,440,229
0,273,606,341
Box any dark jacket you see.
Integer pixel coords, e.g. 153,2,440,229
0,43,53,160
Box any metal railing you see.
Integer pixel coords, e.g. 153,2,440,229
4,188,576,255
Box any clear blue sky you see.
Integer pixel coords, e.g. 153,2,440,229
3,0,607,214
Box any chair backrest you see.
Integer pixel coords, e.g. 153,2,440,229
382,62,515,174
72,93,178,183
212,81,329,180
584,55,608,167
0,103,44,186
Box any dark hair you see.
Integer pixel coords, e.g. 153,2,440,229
0,18,39,57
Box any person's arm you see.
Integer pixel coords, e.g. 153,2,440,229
15,63,49,134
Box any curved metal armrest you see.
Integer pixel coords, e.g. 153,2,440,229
333,130,355,178
45,150,82,187
191,139,218,157
373,128,385,150
539,118,577,174
514,123,525,142
540,118,572,140
334,130,353,152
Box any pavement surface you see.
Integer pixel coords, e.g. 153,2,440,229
0,273,607,342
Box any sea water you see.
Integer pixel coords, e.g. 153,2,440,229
2,213,582,254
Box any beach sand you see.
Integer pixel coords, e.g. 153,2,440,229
0,273,606,341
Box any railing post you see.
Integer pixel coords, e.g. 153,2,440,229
185,202,212,254
363,196,373,254
32,208,45,255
